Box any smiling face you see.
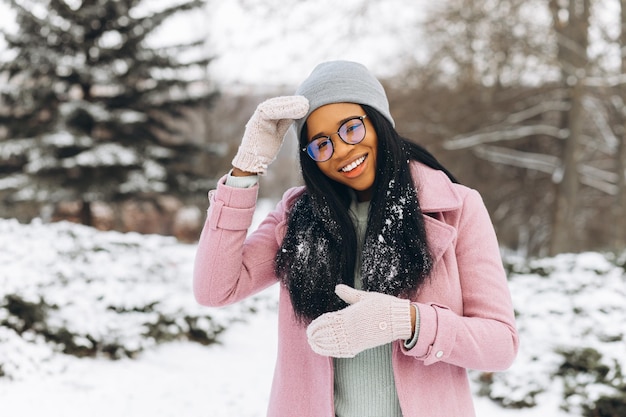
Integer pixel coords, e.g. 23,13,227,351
305,103,378,202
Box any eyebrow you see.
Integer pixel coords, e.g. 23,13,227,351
310,115,362,140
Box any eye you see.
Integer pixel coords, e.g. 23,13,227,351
315,137,331,150
342,119,362,134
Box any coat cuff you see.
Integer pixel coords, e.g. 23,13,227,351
225,170,259,188
401,302,455,365
403,304,420,349
207,174,258,230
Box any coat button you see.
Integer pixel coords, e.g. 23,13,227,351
378,322,388,330
435,350,444,358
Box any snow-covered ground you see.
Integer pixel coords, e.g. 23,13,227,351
1,209,625,416
0,298,280,417
0,299,569,417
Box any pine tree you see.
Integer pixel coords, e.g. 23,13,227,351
0,0,217,227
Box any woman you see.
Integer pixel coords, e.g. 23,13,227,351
194,60,518,417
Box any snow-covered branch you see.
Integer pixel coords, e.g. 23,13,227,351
444,125,567,150
578,165,618,195
473,145,558,174
504,101,570,124
473,145,619,195
583,96,619,152
584,73,626,88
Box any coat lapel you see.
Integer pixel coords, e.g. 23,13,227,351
410,162,461,262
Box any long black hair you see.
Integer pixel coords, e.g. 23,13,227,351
275,105,458,323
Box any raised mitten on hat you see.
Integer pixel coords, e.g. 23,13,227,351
232,95,309,174
294,60,394,138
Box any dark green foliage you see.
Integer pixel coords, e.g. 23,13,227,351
0,292,226,361
584,395,626,417
557,347,609,379
556,347,626,416
3,294,47,332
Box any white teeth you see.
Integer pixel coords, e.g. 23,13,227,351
341,156,366,172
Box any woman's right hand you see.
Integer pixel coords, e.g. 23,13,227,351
231,95,309,175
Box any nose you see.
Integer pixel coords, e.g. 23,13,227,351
330,134,353,159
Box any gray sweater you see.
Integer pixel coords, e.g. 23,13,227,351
333,199,403,417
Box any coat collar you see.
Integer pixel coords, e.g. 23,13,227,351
410,161,463,214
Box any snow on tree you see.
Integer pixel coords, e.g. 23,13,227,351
0,0,217,227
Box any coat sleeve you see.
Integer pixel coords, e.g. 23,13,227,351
193,176,294,307
402,189,519,372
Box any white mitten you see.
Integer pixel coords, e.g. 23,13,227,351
231,95,309,174
306,284,413,358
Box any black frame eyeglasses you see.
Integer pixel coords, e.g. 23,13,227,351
302,115,368,162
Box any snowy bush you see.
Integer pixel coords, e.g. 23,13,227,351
474,252,626,415
0,218,272,380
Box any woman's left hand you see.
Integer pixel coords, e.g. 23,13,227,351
306,284,413,358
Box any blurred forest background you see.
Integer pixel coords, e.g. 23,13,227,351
1,0,625,258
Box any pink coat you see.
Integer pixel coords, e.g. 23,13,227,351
194,161,519,417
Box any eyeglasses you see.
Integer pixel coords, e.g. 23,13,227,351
302,115,367,162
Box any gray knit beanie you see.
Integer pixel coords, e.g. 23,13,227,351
294,60,394,138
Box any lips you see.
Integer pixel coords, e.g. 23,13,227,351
340,155,367,173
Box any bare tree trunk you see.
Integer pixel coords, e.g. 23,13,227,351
551,81,585,255
80,200,93,227
616,0,626,250
617,129,626,250
549,0,590,256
